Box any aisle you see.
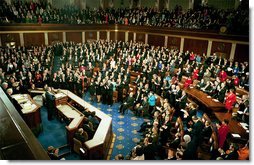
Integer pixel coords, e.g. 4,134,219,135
83,93,148,160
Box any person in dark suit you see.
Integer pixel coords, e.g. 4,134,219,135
82,119,95,140
190,115,204,144
135,96,149,117
218,143,239,160
196,78,206,90
133,88,142,109
200,81,213,94
214,56,225,66
6,88,22,116
119,92,134,115
213,82,226,102
45,87,56,121
168,132,181,150
88,78,96,102
182,138,199,160
88,111,100,130
47,146,60,160
237,95,249,124
143,137,156,160
74,128,88,143
201,120,212,143
134,74,141,84
176,90,187,110
166,148,177,160
159,115,172,145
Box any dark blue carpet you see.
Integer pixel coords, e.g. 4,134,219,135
37,92,148,160
82,93,149,160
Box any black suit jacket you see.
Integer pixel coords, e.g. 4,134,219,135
143,143,156,160
192,120,204,142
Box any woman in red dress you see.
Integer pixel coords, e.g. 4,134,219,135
192,66,199,80
217,119,230,149
225,88,237,112
219,70,227,82
184,76,193,88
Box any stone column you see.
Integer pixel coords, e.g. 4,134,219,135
107,31,110,41
164,36,168,48
206,40,213,57
63,32,66,42
145,34,148,45
180,37,184,53
125,31,129,42
97,31,100,41
44,32,48,45
19,33,24,46
230,43,236,61
82,32,85,43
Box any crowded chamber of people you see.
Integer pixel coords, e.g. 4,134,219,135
0,39,249,160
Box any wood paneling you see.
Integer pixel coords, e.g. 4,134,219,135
128,32,134,42
0,24,248,42
0,33,20,46
66,32,82,43
136,33,145,43
110,31,116,41
184,38,208,55
117,31,125,42
167,36,181,50
24,33,44,46
148,34,164,47
234,44,249,63
85,31,97,42
100,31,107,40
48,32,63,44
211,41,232,59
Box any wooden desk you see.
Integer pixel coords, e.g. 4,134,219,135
56,103,85,144
214,112,249,142
54,92,68,106
60,90,113,160
12,94,42,136
236,87,249,96
184,87,225,112
0,88,49,160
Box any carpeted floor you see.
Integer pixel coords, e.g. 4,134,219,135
37,92,148,160
83,93,149,160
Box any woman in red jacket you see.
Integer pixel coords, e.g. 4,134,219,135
217,119,230,149
219,70,228,82
225,88,237,112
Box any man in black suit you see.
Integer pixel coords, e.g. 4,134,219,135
201,120,212,143
133,88,142,109
82,119,95,140
74,128,88,143
143,137,156,160
190,115,204,144
45,87,56,121
176,90,187,110
119,92,134,115
135,96,149,117
6,88,22,116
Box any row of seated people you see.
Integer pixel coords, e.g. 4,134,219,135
127,108,249,160
127,69,249,143
115,79,248,160
1,0,248,35
179,74,249,122
0,40,249,109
